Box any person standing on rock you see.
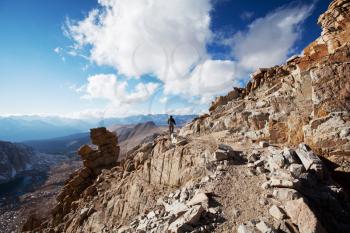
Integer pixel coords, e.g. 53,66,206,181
167,115,176,135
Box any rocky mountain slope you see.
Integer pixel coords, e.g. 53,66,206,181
0,141,36,184
181,0,350,173
108,122,166,158
24,122,166,158
22,1,350,232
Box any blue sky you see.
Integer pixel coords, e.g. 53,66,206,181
0,0,330,118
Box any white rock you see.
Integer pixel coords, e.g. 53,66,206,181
269,205,285,220
237,221,256,233
200,176,210,184
168,205,204,232
256,221,273,233
147,211,156,219
268,153,285,170
186,192,209,208
179,188,189,202
270,178,296,188
295,144,323,171
339,128,350,138
273,188,300,201
254,159,265,167
164,201,188,217
208,207,220,214
289,164,304,178
259,141,269,148
283,147,297,164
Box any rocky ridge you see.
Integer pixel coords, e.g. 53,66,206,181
182,0,350,172
23,1,350,232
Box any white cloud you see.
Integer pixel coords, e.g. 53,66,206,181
81,74,159,105
67,0,212,82
230,4,313,71
67,0,239,108
65,1,314,118
165,106,196,115
159,96,168,104
163,59,237,103
54,47,61,53
65,105,143,119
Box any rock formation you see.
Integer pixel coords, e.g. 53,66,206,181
181,0,350,173
23,1,350,233
22,127,120,232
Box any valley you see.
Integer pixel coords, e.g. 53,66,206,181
0,119,185,233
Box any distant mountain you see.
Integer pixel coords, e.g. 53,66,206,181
24,121,167,157
100,114,197,127
0,114,196,142
108,121,167,157
0,117,90,142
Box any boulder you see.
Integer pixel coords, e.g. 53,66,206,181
256,221,275,233
186,192,209,209
168,205,204,232
268,153,285,170
164,201,189,217
273,188,300,201
296,144,323,171
285,198,327,233
269,205,285,220
282,148,298,164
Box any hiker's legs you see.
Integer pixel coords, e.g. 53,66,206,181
169,125,174,134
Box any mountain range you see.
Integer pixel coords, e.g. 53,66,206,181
24,121,166,158
0,114,196,142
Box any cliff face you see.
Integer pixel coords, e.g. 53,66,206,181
181,0,350,172
24,1,350,233
0,141,35,184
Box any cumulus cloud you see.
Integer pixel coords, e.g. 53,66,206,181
164,59,237,103
81,74,159,105
229,3,313,71
66,0,240,104
67,0,212,81
65,0,314,117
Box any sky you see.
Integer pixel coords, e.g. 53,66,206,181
0,0,331,119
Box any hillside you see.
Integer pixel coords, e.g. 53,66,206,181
22,1,350,233
0,141,35,184
108,122,167,157
24,121,166,158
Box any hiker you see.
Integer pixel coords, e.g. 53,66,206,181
167,115,176,135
